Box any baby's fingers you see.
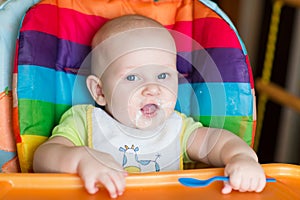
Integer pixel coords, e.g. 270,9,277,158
109,171,127,196
83,176,99,194
82,174,120,198
221,182,233,194
254,177,266,192
227,176,266,193
98,173,122,198
238,175,266,192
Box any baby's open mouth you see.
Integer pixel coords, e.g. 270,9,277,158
141,104,159,117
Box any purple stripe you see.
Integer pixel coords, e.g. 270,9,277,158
18,31,249,82
18,31,91,75
177,48,249,83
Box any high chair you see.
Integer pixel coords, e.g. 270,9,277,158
1,0,256,173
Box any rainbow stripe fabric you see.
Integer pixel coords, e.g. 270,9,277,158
14,0,256,172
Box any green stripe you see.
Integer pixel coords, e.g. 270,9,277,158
19,99,71,137
18,99,254,145
198,116,254,146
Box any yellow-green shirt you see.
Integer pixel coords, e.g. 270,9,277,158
52,105,202,172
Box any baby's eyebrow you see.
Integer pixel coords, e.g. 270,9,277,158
119,65,137,75
115,67,139,80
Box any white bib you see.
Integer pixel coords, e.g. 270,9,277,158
91,108,183,173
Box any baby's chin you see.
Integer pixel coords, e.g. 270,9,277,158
134,121,163,131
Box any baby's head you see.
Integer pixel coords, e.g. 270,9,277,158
87,14,178,130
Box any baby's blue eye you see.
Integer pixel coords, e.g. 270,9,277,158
126,75,138,81
158,73,168,79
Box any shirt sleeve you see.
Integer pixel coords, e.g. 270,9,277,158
178,112,203,163
51,104,92,146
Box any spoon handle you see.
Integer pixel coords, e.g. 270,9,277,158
216,176,276,183
213,176,229,182
178,176,276,187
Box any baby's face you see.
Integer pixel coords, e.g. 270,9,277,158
100,49,178,130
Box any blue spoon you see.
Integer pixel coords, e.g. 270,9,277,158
178,176,276,187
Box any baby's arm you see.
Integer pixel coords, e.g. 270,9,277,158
186,128,266,193
33,136,127,198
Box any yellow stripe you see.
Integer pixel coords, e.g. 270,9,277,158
17,135,48,173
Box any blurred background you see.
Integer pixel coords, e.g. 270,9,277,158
215,0,300,164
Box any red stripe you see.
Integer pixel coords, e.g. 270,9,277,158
13,107,21,143
21,4,242,50
168,18,242,50
192,18,242,49
13,40,19,73
21,4,108,45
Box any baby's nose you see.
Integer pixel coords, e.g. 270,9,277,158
142,84,161,96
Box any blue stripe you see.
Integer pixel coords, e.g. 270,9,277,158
18,65,252,116
176,82,253,116
18,65,93,105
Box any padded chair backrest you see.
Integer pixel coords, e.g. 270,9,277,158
0,0,40,172
14,0,256,172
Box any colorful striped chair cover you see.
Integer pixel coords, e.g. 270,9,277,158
14,0,256,173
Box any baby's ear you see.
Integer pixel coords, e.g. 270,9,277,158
86,75,106,106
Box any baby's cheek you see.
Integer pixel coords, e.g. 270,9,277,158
127,104,138,122
164,107,175,119
161,96,176,108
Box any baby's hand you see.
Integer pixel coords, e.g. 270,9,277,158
222,154,266,194
77,147,127,198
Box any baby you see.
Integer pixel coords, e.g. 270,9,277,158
33,14,266,198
